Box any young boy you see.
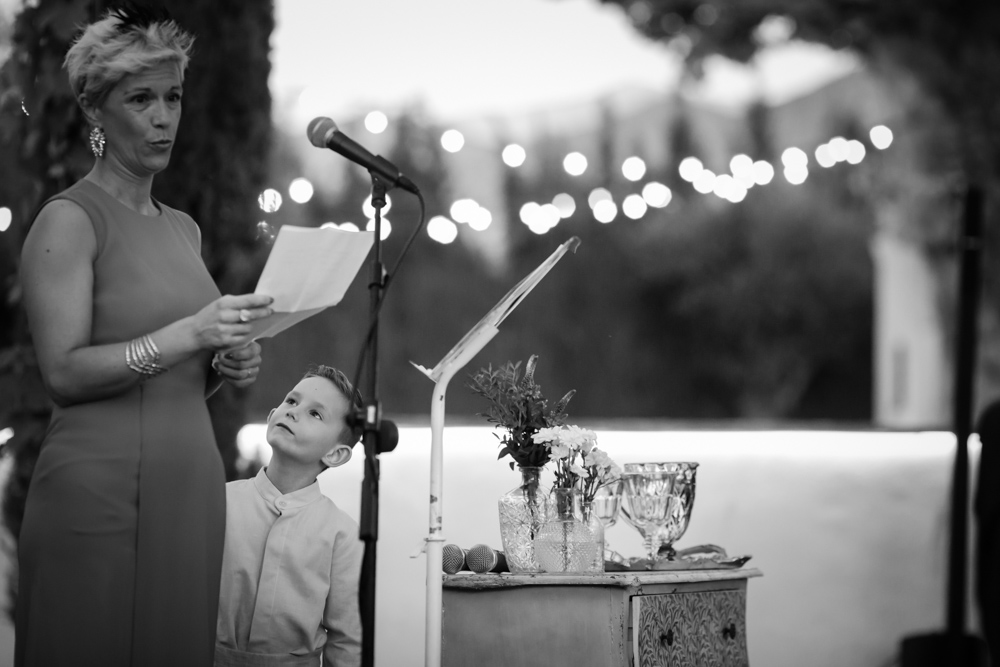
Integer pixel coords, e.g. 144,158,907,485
216,365,363,667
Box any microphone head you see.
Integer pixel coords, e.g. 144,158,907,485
307,116,338,148
466,544,499,573
442,544,467,574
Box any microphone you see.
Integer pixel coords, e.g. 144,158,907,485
346,411,399,454
465,544,508,574
442,544,468,574
307,116,419,194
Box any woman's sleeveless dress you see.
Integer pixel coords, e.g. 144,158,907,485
15,179,225,667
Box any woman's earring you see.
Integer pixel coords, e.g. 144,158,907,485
89,126,105,158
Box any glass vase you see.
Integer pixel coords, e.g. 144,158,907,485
579,497,606,573
498,466,549,573
533,488,603,574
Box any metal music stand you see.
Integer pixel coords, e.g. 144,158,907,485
410,236,580,667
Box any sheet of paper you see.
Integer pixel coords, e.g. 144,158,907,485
250,225,373,339
412,236,580,381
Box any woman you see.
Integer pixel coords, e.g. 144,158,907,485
16,7,271,666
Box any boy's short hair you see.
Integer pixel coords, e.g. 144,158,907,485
303,365,363,448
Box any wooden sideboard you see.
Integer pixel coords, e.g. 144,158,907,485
441,568,762,667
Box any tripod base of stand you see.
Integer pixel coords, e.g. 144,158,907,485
900,632,989,667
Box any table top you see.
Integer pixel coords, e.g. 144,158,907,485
443,567,763,590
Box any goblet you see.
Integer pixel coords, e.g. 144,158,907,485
620,462,698,562
591,479,625,562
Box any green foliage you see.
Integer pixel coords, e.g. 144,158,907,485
467,355,576,469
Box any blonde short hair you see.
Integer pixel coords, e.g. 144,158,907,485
64,5,194,108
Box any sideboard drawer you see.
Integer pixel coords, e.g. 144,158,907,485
633,590,748,667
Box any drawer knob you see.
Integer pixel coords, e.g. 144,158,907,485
722,622,737,639
659,629,674,647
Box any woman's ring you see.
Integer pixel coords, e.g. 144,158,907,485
238,309,250,323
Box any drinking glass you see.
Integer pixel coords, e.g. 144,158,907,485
591,479,625,562
620,462,698,562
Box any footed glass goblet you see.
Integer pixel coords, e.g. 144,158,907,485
620,462,698,562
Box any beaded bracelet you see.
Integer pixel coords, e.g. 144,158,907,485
125,334,167,379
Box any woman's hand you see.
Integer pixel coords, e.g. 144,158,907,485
212,341,263,389
190,293,273,352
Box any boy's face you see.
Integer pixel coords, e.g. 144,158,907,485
267,376,351,465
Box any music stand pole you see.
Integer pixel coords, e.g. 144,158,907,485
422,325,499,667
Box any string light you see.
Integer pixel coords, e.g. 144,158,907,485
564,152,588,176
441,129,465,153
622,194,647,219
622,156,646,182
288,177,314,204
870,125,893,149
588,187,612,208
593,200,617,223
502,144,526,167
552,193,576,218
258,189,282,213
427,215,458,244
365,111,388,134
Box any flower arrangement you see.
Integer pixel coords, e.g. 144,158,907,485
532,425,621,504
467,355,576,470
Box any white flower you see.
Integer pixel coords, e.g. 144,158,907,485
532,427,562,444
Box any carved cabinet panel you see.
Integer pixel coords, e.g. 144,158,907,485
634,590,748,667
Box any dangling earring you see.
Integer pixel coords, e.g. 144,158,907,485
89,126,105,158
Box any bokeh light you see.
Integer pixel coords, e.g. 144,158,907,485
258,188,282,213
622,156,646,182
678,156,703,182
450,198,478,223
693,169,715,194
622,194,647,219
441,129,465,153
870,125,893,149
255,221,276,243
642,182,672,208
846,139,866,164
712,174,735,200
593,200,617,223
730,154,754,180
563,152,588,176
365,111,388,134
827,136,848,163
752,160,775,185
366,217,392,240
781,147,808,168
552,193,576,218
502,144,526,167
815,144,836,168
784,165,809,185
0,207,11,232
469,206,492,231
427,216,458,244
362,193,393,218
288,177,314,204
588,187,612,209
320,222,339,229
339,222,360,232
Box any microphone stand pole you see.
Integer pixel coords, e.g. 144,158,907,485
359,173,388,667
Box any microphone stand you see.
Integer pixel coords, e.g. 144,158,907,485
359,173,389,667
